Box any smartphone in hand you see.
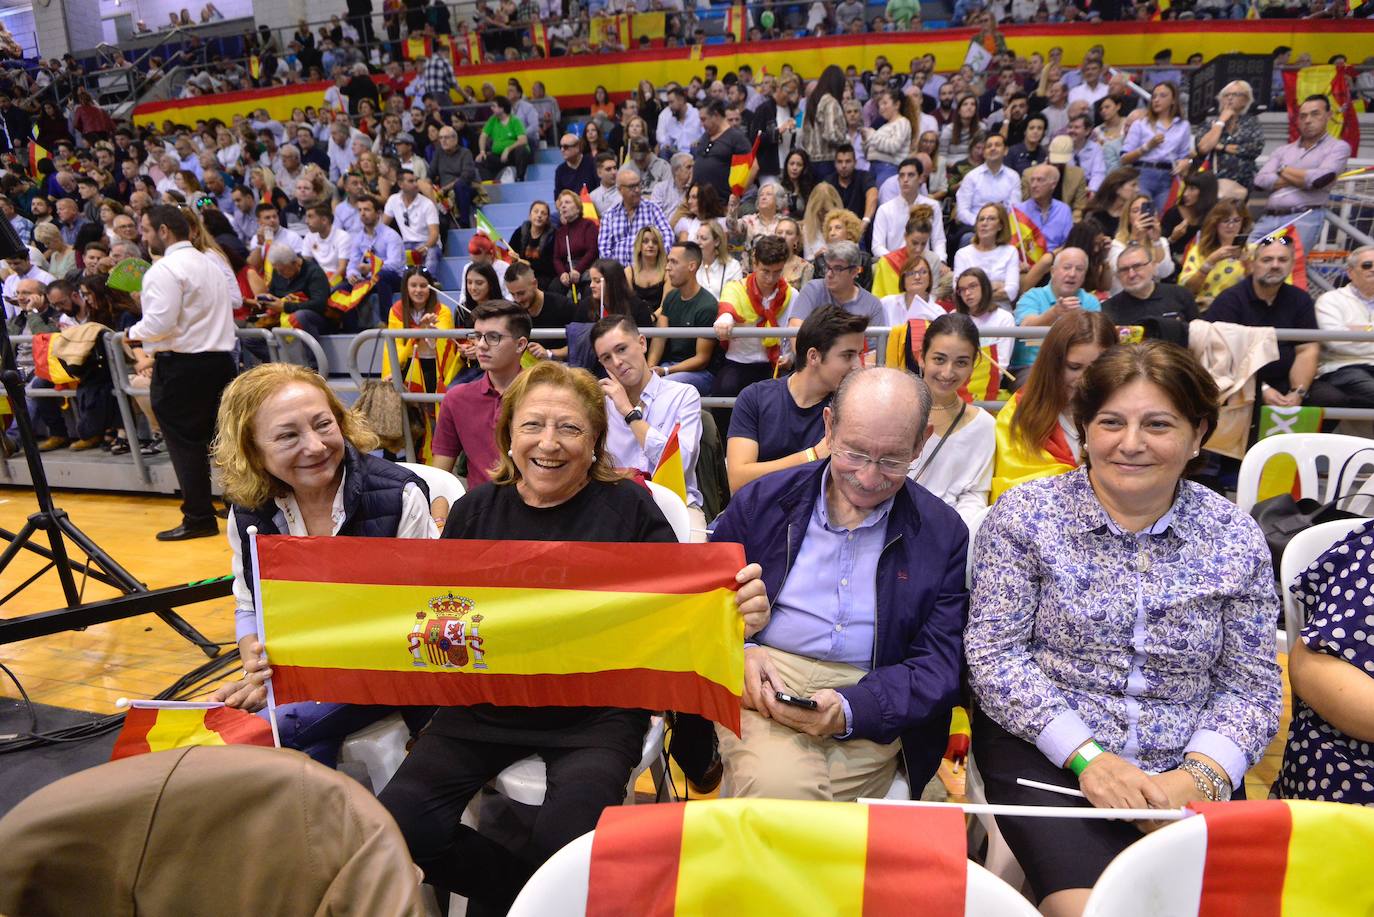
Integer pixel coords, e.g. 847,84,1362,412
774,691,819,710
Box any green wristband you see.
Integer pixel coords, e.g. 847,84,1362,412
1068,740,1105,776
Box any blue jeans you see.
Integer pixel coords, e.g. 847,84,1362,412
1250,208,1324,256
662,365,714,394
870,161,897,189
1136,166,1174,214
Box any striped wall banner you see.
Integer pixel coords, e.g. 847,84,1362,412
253,535,746,734
585,799,968,915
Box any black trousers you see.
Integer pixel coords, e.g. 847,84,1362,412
379,731,641,914
709,359,775,435
150,351,236,526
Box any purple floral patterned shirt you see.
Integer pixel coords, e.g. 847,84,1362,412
966,468,1283,785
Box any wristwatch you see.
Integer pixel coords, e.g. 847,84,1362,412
623,407,644,424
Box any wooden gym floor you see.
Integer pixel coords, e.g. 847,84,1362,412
1,486,1290,800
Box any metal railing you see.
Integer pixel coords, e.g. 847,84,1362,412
346,324,1374,463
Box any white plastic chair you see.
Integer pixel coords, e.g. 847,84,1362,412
1082,814,1208,917
1277,517,1370,653
397,461,467,507
645,480,691,543
964,751,1026,893
1235,433,1374,514
507,830,1039,917
337,712,412,794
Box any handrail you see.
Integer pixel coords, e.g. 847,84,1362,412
105,332,152,484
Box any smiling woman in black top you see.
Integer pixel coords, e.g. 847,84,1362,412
379,361,768,914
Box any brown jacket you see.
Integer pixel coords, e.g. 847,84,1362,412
0,745,426,917
1021,165,1090,221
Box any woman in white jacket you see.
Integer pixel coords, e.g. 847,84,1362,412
862,89,912,188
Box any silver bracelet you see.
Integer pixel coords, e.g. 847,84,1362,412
1181,758,1231,802
1181,764,1216,802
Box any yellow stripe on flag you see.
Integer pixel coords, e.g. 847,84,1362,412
144,709,229,753
260,581,741,691
1282,801,1374,916
676,799,868,913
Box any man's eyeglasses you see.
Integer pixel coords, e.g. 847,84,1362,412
1117,261,1151,274
559,141,580,149
470,331,510,346
826,263,857,274
1357,260,1374,271
832,448,911,477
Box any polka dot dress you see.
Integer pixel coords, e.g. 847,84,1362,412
1278,521,1374,806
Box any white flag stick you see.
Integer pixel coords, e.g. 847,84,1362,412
858,798,1191,822
116,699,226,710
1016,777,1088,798
248,526,281,749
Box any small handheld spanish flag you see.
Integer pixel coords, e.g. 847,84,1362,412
28,139,50,178
728,132,760,196
652,422,688,505
580,184,599,224
110,700,274,761
403,36,433,60
724,3,747,41
249,54,261,80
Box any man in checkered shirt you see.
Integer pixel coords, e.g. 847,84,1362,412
417,54,457,100
596,167,677,264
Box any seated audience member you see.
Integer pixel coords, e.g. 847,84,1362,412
552,189,599,299
953,203,1020,308
598,166,677,265
505,261,574,357
695,220,743,299
869,158,945,261
1206,237,1318,409
713,235,798,399
1013,247,1102,376
588,258,659,329
711,367,968,802
871,208,942,300
955,268,1016,374
968,341,1282,917
380,361,767,915
509,201,556,291
1309,247,1374,409
1103,242,1198,327
384,169,441,273
909,314,995,523
953,132,1022,252
588,152,621,218
880,256,942,327
476,97,533,181
301,203,351,281
653,241,718,394
212,364,437,763
786,240,884,352
431,301,530,487
825,147,878,227
1177,202,1250,309
1020,163,1074,252
726,305,866,494
345,194,406,324
1106,194,1173,297
262,244,337,336
1279,520,1374,804
992,312,1117,501
593,314,706,533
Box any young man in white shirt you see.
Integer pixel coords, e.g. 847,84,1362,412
246,203,304,276
302,204,352,282
592,313,706,537
383,169,441,272
871,157,945,260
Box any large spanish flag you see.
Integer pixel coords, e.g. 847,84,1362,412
110,701,274,760
255,536,745,734
586,799,967,916
1193,800,1374,916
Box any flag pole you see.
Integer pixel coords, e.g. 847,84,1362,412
858,797,1192,822
566,235,579,304
1258,208,1312,241
248,527,282,749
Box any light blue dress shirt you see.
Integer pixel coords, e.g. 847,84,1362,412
347,222,406,278
602,372,704,508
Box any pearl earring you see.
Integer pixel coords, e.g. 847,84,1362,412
508,449,514,457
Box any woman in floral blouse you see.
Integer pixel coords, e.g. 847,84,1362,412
1194,80,1266,190
967,341,1282,917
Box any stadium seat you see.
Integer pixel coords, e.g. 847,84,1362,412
397,461,467,507
507,827,1040,916
1277,517,1370,652
1235,433,1374,515
645,480,691,543
337,712,412,794
964,752,1026,893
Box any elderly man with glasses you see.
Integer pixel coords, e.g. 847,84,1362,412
553,132,598,200
596,167,676,265
1308,245,1374,410
1104,241,1198,327
708,367,968,801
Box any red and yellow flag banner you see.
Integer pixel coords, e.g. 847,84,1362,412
254,536,746,734
28,139,49,178
30,332,76,386
580,184,599,224
652,422,688,505
1009,206,1048,267
403,36,434,60
111,701,274,760
1283,64,1360,153
728,132,761,196
327,251,383,314
1193,800,1374,916
586,799,967,916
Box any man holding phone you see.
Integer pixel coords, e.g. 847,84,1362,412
1009,246,1101,375
708,368,968,801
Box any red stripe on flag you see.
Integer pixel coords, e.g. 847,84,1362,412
586,804,684,917
1195,800,1290,917
256,536,743,594
203,705,275,748
654,423,681,476
863,806,966,915
272,664,743,736
109,707,157,760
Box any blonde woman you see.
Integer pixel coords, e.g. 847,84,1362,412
800,181,843,259
1106,193,1173,296
952,203,1020,305
1178,201,1251,308
33,223,76,277
695,220,743,298
776,217,814,290
627,225,668,314
813,209,873,290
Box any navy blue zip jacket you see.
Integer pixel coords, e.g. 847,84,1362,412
710,459,969,793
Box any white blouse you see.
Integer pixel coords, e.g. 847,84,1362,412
953,244,1021,304
908,407,996,524
697,258,744,300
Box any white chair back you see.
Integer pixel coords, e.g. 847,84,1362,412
508,830,1038,917
1278,517,1371,652
397,462,467,507
1235,433,1374,515
1082,814,1208,917
645,480,691,543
